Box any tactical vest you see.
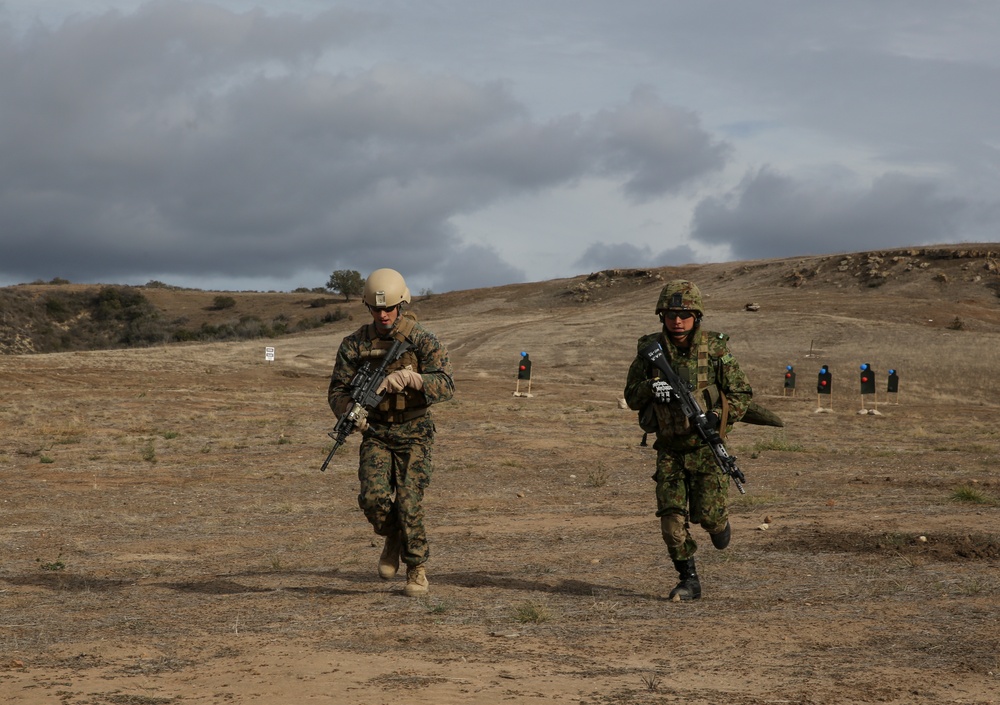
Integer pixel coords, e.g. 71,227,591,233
648,330,728,438
362,313,428,423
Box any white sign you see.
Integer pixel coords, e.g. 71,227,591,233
265,346,275,362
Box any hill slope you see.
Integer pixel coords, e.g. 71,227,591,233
1,243,999,704
5,243,1000,356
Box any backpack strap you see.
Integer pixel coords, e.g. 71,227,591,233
697,330,730,438
695,330,709,391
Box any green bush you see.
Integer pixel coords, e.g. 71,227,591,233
211,295,237,310
44,296,71,321
2,284,348,354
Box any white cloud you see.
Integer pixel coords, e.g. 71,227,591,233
0,0,997,292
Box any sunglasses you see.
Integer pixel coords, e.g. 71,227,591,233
661,310,696,321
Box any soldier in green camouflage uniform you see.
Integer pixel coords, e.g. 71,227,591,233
624,280,752,600
328,269,454,597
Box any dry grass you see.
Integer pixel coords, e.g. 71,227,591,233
2,247,1000,703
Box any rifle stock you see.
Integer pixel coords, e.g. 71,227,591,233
320,338,412,472
640,341,747,494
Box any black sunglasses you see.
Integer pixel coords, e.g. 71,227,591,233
367,304,399,313
661,310,696,320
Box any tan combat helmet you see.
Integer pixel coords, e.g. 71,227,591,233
363,268,412,308
655,279,705,317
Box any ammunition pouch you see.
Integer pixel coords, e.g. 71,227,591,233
638,403,659,433
369,405,428,424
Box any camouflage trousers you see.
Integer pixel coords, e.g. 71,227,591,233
357,418,435,567
653,444,729,561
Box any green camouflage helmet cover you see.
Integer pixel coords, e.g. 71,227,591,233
655,279,704,315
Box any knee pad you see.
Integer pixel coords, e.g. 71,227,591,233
702,516,728,535
659,513,687,548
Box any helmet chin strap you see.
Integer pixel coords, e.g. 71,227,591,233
372,308,403,336
373,318,398,336
663,315,702,346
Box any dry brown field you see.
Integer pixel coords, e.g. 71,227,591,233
2,247,999,704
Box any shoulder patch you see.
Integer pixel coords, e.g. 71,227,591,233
702,330,731,358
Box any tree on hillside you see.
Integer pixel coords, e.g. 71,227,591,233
326,270,365,301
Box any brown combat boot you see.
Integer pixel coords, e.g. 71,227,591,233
402,564,429,597
377,531,402,580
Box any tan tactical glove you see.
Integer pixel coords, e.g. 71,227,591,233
379,368,423,394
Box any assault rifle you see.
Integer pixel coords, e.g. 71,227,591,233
640,340,747,494
320,338,411,472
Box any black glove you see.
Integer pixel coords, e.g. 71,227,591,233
650,380,673,404
704,411,720,430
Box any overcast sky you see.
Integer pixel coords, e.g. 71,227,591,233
1,1,997,294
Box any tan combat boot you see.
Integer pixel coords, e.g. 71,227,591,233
377,531,402,580
402,564,429,597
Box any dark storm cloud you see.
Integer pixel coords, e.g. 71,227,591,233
690,168,967,260
5,1,995,291
0,2,729,292
425,243,527,294
573,241,699,272
591,87,731,201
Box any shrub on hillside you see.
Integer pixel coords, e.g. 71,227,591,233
2,285,347,353
321,308,348,324
44,296,72,322
210,295,237,310
92,286,157,322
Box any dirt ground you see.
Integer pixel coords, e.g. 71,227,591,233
2,252,999,704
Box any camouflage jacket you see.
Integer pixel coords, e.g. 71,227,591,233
328,315,454,433
624,328,752,451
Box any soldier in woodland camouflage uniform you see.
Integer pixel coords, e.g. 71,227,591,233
328,269,454,597
624,280,752,600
